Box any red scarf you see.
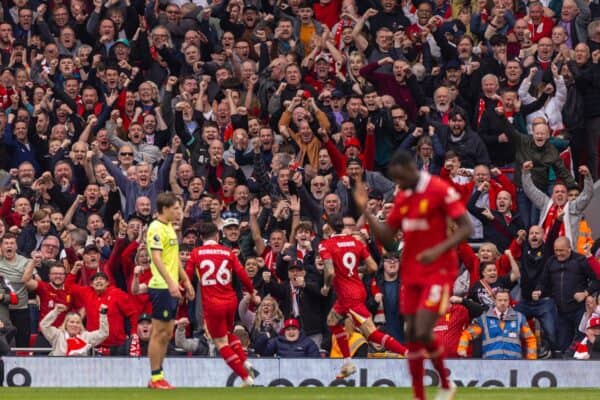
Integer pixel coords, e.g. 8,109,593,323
66,336,89,356
543,204,565,240
477,98,502,127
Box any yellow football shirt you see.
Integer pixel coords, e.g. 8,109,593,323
147,219,179,289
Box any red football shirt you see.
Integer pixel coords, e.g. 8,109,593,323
36,281,76,327
189,240,254,305
386,172,466,284
433,303,470,358
318,234,370,303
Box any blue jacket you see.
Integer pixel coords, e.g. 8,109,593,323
255,332,320,358
478,308,527,359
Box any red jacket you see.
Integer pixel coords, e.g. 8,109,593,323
440,168,517,212
67,274,137,347
528,17,554,43
0,196,28,228
313,0,342,29
325,133,375,177
120,239,152,318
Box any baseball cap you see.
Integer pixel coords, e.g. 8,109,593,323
138,313,152,323
243,3,259,12
587,317,600,329
346,156,363,167
223,216,240,228
112,38,130,48
84,244,100,254
315,53,331,64
288,260,305,271
344,137,361,151
332,89,345,99
440,20,466,38
284,318,300,330
445,59,461,71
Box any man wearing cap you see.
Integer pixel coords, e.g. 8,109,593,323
367,253,404,342
335,157,395,218
67,265,137,355
264,254,329,347
126,313,176,357
320,119,375,175
573,316,600,359
221,212,254,262
254,317,320,357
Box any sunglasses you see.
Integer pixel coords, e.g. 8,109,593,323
120,152,134,156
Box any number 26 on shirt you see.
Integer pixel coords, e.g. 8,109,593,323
199,259,232,286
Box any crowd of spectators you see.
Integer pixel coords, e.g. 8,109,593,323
1,0,600,364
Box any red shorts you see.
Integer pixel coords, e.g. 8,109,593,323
333,300,372,326
400,278,451,316
204,299,237,339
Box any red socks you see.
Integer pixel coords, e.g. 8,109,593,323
330,324,351,358
406,342,425,400
228,333,247,363
219,345,249,380
367,329,408,356
424,339,450,389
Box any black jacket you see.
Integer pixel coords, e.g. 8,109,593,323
537,253,597,313
520,220,561,301
437,126,491,168
264,266,330,337
467,190,525,252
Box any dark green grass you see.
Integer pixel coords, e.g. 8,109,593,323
0,387,597,400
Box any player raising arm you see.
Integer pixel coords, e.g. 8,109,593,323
190,222,256,387
147,193,194,390
354,149,472,400
320,213,408,380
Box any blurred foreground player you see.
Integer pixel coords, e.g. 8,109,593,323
320,213,407,379
190,222,256,386
354,149,472,400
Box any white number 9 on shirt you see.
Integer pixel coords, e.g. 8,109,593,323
200,259,232,286
342,252,357,277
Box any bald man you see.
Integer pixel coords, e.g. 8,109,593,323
536,236,598,353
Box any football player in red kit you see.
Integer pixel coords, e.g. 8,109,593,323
189,222,256,387
355,149,472,400
320,213,408,380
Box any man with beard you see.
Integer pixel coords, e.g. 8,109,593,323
0,23,12,65
23,260,76,347
335,158,395,219
437,109,490,169
237,126,274,172
128,197,152,225
374,105,412,170
221,214,254,263
426,86,458,126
